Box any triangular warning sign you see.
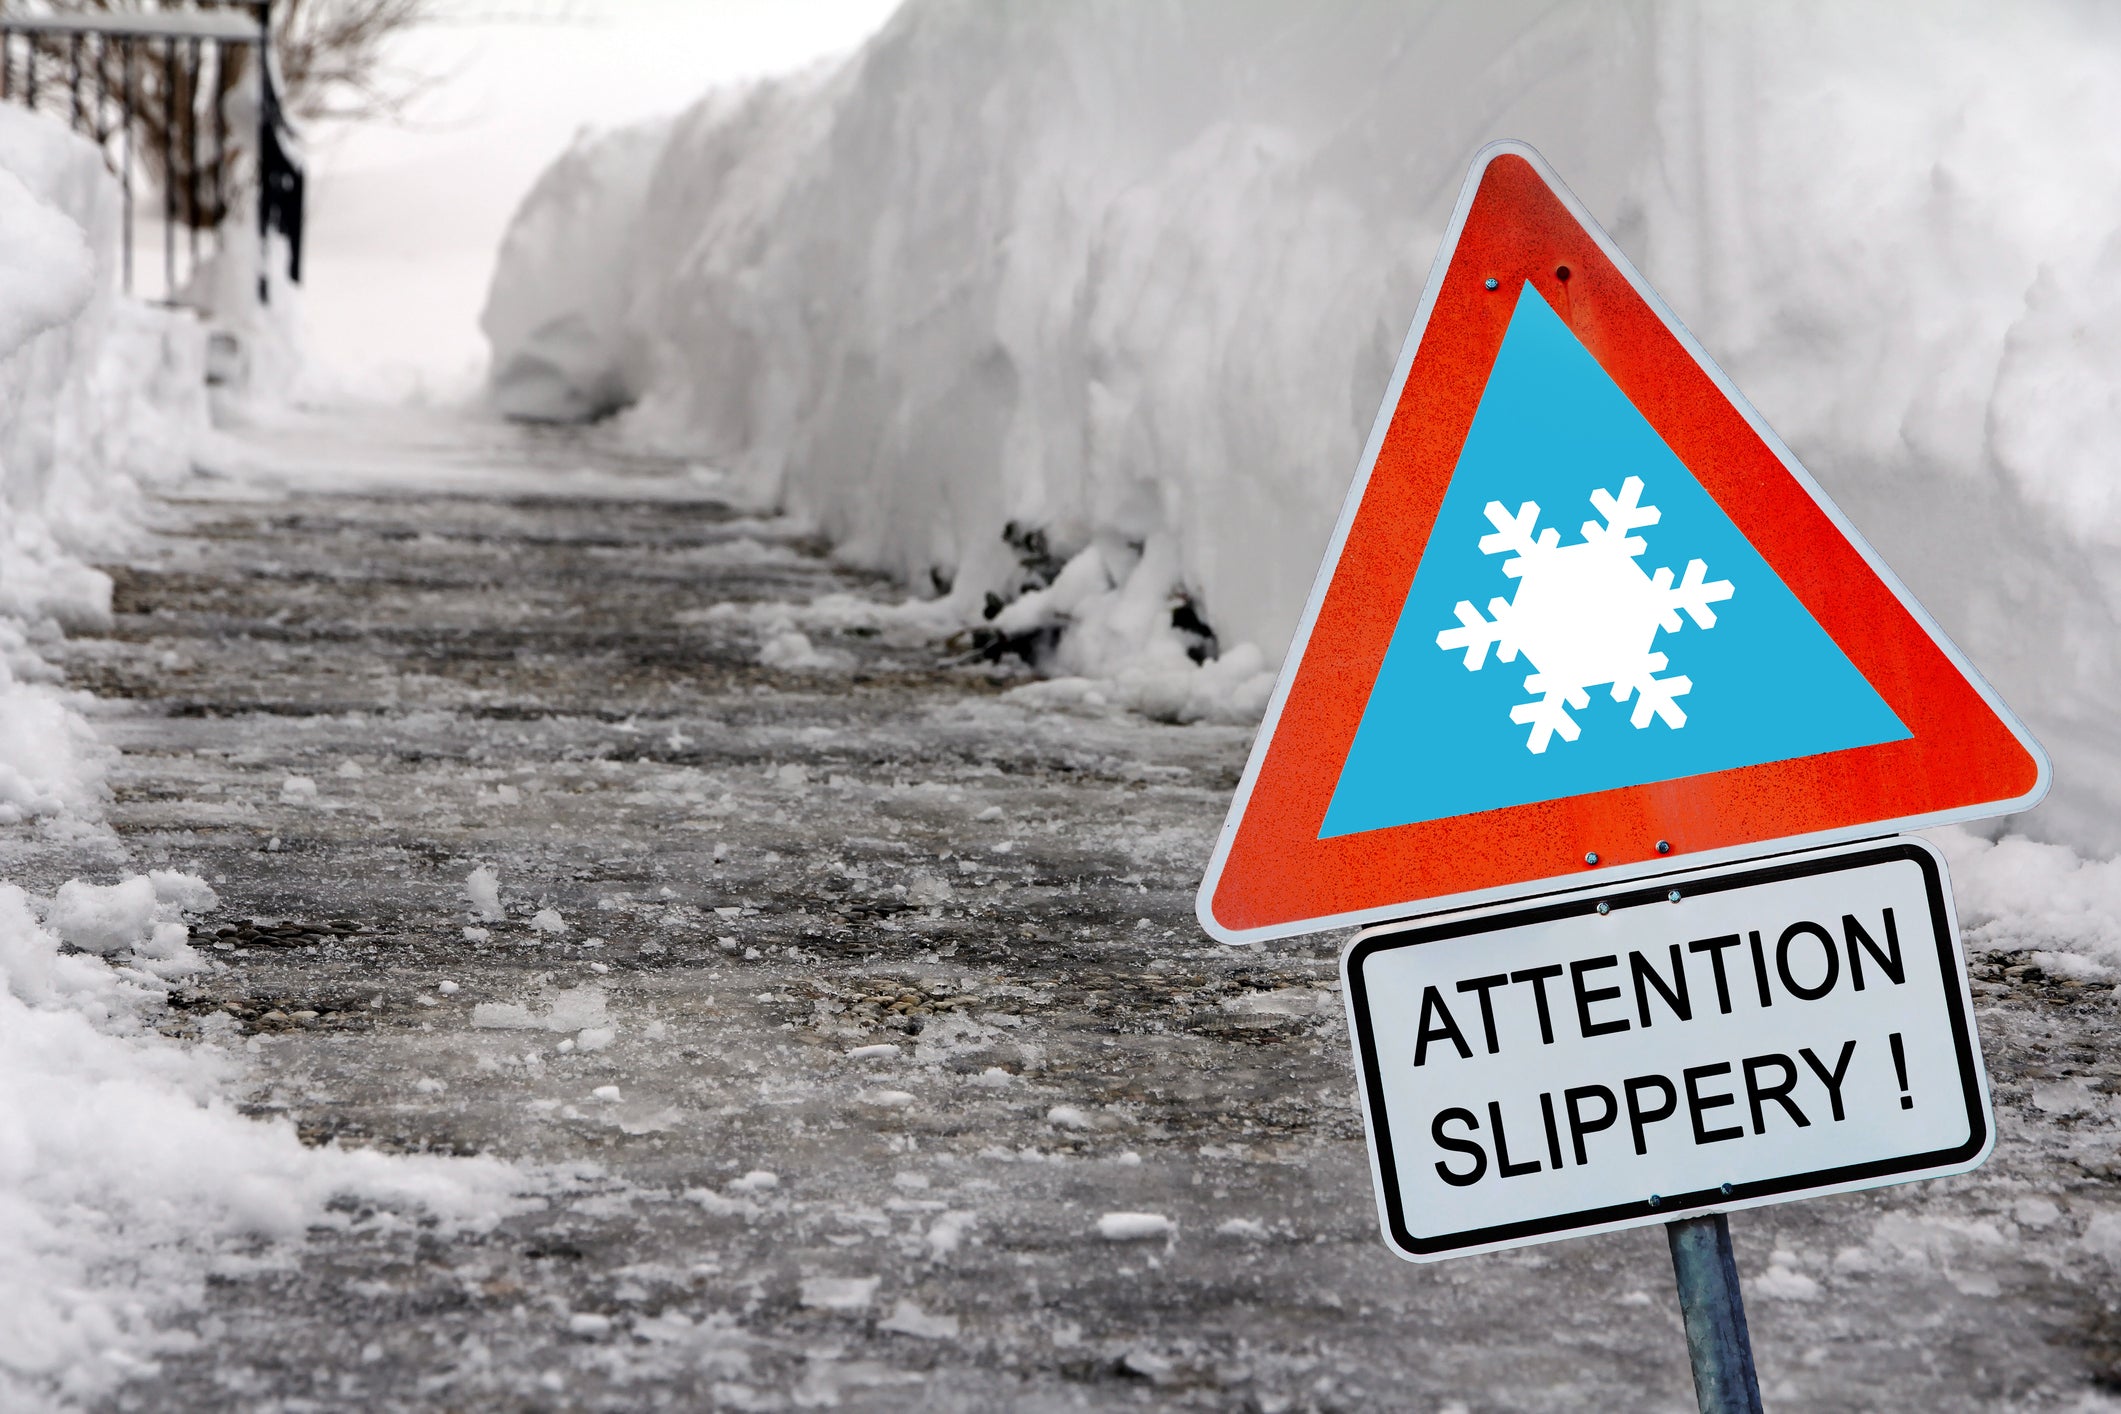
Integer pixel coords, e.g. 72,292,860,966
1197,142,2047,945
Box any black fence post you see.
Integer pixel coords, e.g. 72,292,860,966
2,6,297,309
121,37,134,293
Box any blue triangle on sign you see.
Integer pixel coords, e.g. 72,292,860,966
1320,285,1910,840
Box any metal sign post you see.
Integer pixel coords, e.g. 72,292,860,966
1668,1213,1763,1413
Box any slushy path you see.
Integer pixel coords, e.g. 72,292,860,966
39,408,2121,1412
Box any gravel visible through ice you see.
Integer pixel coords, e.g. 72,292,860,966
4,408,2116,1410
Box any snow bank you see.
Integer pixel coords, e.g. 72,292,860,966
0,112,524,1407
0,107,208,824
483,117,671,422
0,874,520,1407
1934,827,2121,976
487,0,2121,848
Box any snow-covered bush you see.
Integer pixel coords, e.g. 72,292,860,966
485,0,2121,853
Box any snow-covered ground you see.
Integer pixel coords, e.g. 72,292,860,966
485,0,2121,860
14,403,2117,1410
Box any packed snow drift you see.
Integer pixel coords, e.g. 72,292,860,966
485,0,2121,854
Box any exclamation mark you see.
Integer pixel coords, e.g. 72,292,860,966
1889,1032,1912,1109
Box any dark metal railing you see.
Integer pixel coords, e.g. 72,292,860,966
0,2,303,305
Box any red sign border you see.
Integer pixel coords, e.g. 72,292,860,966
1197,142,2048,945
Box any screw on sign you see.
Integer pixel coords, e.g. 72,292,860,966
1196,143,2049,1413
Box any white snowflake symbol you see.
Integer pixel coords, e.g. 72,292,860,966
1434,476,1734,754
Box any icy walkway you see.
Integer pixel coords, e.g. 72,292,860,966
28,411,2121,1410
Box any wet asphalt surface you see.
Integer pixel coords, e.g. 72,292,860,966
17,416,2121,1412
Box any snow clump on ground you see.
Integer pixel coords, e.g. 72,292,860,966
486,0,2121,840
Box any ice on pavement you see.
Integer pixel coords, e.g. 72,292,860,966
798,1275,880,1311
470,982,610,1033
879,1299,959,1339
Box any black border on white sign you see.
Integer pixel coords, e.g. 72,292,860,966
1344,839,1988,1259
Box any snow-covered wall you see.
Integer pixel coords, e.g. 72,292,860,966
485,0,2121,853
0,109,207,824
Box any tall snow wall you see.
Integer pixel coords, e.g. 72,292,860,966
484,0,2121,855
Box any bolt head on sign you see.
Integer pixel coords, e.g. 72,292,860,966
1195,141,2047,945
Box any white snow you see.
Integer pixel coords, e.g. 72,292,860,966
301,0,899,397
1756,1252,1824,1301
43,875,169,956
924,1209,976,1260
567,1311,614,1338
757,628,854,672
1044,1105,1092,1132
1933,826,2121,972
0,874,520,1406
463,865,505,923
1095,1212,1174,1242
529,907,568,935
486,0,2121,848
0,109,207,829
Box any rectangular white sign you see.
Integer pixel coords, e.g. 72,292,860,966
1343,838,1991,1261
